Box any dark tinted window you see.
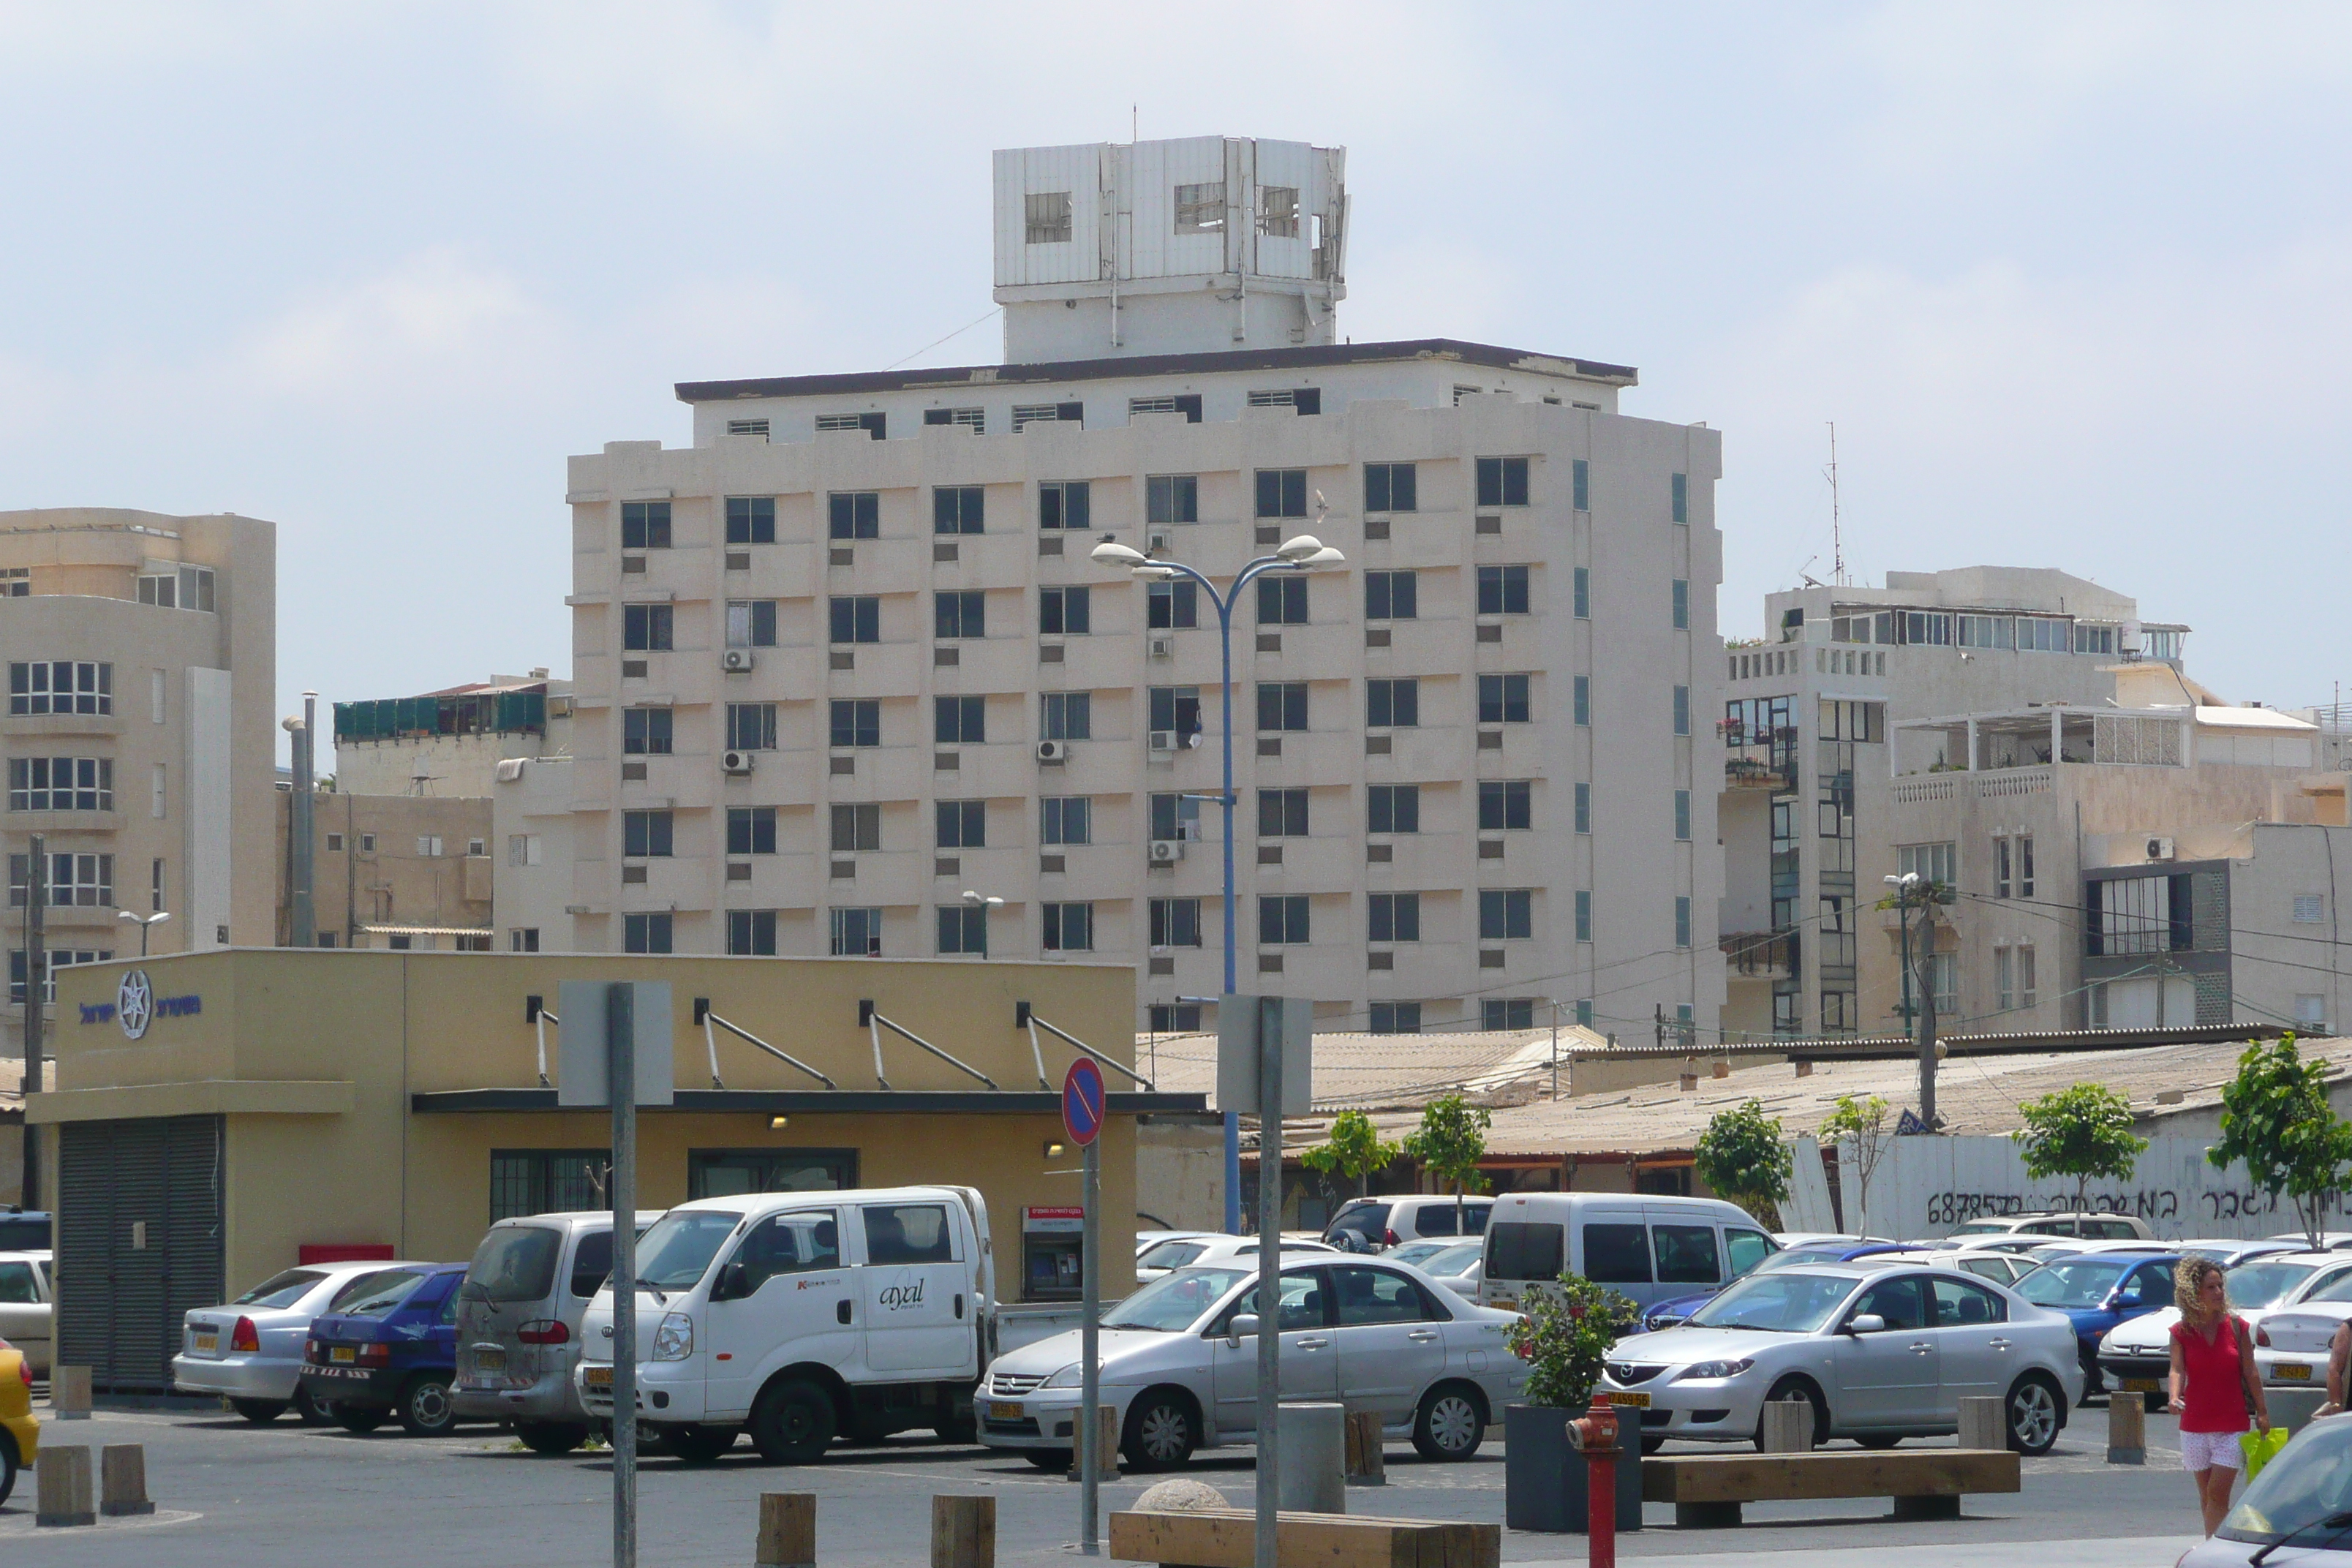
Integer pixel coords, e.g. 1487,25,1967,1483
1416,1205,1459,1237
1326,1203,1391,1245
731,1210,842,1294
1231,1270,1328,1331
1333,1265,1431,1326
1852,1274,1926,1330
569,1229,614,1299
1583,1223,1653,1284
0,1216,53,1250
1929,1275,2007,1326
863,1204,955,1264
1653,1224,1722,1284
1486,1221,1564,1282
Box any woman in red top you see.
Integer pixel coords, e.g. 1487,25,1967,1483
2168,1256,2272,1535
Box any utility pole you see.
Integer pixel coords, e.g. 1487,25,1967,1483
1548,999,1561,1099
20,836,44,1211
286,693,317,947
1915,903,1940,1131
608,982,638,1568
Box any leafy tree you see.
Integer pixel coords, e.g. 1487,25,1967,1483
1507,1271,1639,1409
1300,1109,1403,1204
2211,1033,2352,1250
2011,1082,2148,1215
1695,1099,1794,1228
1402,1094,1492,1229
1820,1093,1892,1237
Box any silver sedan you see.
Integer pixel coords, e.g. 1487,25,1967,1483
978,1258,1526,1469
174,1260,427,1423
1597,1259,2083,1455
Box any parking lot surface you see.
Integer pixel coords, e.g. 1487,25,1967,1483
3,1401,2205,1567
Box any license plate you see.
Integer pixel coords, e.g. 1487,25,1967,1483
584,1365,613,1389
989,1402,1023,1421
2120,1377,2160,1393
473,1346,507,1371
2277,1362,2313,1381
192,1331,218,1354
1605,1391,1651,1409
330,1346,356,1364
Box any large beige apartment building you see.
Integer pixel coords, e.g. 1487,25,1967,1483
542,136,1725,1036
2,507,276,1063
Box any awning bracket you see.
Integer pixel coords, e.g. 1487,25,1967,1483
1019,1003,1154,1090
695,998,839,1091
859,999,998,1091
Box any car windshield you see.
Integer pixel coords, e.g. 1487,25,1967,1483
1102,1267,1252,1332
631,1210,745,1292
467,1226,562,1303
1386,1242,1450,1267
1685,1271,1857,1333
2221,1412,2352,1547
2016,1259,2131,1308
2226,1261,2321,1310
1750,1248,1847,1275
1138,1240,1210,1271
1422,1243,1482,1277
331,1268,430,1318
233,1268,326,1309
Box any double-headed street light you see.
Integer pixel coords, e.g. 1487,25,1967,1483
1091,525,1344,1234
117,908,171,957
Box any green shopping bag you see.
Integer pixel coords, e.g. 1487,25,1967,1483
2241,1425,2290,1480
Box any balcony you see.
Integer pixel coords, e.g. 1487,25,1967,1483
1722,930,1797,979
1721,721,1798,791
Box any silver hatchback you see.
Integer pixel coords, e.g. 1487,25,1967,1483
453,1210,660,1452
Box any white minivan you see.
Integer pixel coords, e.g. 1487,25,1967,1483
1477,1194,1776,1313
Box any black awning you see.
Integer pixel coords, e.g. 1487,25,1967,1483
410,1088,1205,1115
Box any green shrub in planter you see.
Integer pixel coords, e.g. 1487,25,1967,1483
1504,1273,1643,1534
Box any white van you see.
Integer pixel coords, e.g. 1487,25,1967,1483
1477,1194,1776,1313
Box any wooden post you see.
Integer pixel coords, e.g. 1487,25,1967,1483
100,1444,155,1516
1066,1406,1120,1482
1344,1409,1387,1485
2107,1392,2146,1465
53,1363,92,1420
756,1493,817,1568
1758,1401,1813,1453
1956,1397,2004,1452
931,1494,995,1568
37,1443,95,1528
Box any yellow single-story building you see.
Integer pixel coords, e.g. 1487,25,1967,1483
31,948,1194,1390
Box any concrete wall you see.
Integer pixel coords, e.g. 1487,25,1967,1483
276,790,494,946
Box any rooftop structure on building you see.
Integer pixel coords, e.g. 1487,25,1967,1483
333,671,572,796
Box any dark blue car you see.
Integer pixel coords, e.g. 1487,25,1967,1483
1639,1243,1904,1333
2013,1251,2182,1397
298,1263,466,1436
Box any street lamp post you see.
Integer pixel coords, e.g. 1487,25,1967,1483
1093,529,1343,1234
118,908,171,957
1883,872,1921,1042
959,890,1002,959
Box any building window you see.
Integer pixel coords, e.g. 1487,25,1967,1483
510,928,540,952
1025,189,1073,244
1254,469,1308,519
507,834,543,867
10,661,110,716
1148,1002,1204,1032
725,497,775,545
1572,675,1590,727
727,703,778,751
621,501,671,550
1671,472,1689,524
1574,782,1591,834
1144,473,1201,525
1363,463,1417,513
1147,579,1198,629
1364,570,1417,620
830,699,880,748
1042,902,1095,951
1039,586,1090,636
1477,565,1530,616
1040,795,1093,846
489,1150,610,1222
829,595,880,644
830,803,881,853
1574,889,1592,943
7,757,112,812
937,799,986,849
1173,180,1224,234
12,852,112,907
417,836,444,857
1482,889,1533,941
1923,953,1958,1014
1369,1002,1422,1036
622,707,674,755
326,832,344,853
1039,480,1090,531
1368,892,1420,943
1478,674,1531,725
1013,402,1083,431
1475,456,1530,508
1147,686,1202,743
1572,459,1589,512
1368,783,1420,834
2297,994,2328,1029
622,604,673,651
623,810,674,858
1567,568,1589,620
1673,685,1690,736
935,589,985,641
937,903,987,956
1898,842,1956,888
1257,788,1309,838
935,696,985,745
2017,835,2035,898
623,912,672,954
1673,788,1692,842
1480,780,1531,832
2089,874,2185,956
725,600,779,649
816,412,886,439
725,418,769,439
360,834,376,853
150,764,166,819
10,948,110,1005
1672,579,1689,630
1040,691,1092,741
1150,792,1203,843
830,907,882,957
137,564,215,610
1257,184,1299,237
728,909,780,957
727,806,777,856
933,486,986,535
923,407,984,434
1150,897,1201,947
0,568,25,596
2019,944,2037,1007
2296,894,2327,924
1482,999,1537,1031
1257,682,1308,732
1259,894,1310,946
829,491,880,540
1256,574,1308,625
1366,678,1418,729
1675,896,1693,950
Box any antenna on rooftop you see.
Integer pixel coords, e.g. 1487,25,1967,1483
1825,421,1847,587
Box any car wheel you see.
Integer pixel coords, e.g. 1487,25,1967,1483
397,1374,458,1437
1,1437,17,1509
1024,1450,1074,1471
1123,1390,1198,1471
1640,1434,1667,1456
514,1421,590,1455
1412,1382,1487,1461
1755,1376,1829,1451
666,1424,737,1464
2078,1353,2106,1398
2005,1373,2063,1457
933,1412,978,1444
230,1398,287,1424
294,1384,336,1426
749,1378,837,1464
336,1403,388,1433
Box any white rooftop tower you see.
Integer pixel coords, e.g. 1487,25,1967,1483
992,135,1347,363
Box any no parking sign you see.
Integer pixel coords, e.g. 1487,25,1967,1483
1062,1056,1105,1147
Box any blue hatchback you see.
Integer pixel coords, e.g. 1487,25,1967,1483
298,1262,466,1436
2013,1251,2182,1397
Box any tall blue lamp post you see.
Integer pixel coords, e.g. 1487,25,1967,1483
1093,527,1344,1233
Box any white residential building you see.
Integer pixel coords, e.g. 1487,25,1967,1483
551,135,1725,1037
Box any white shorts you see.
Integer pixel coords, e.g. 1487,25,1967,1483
2181,1428,2247,1472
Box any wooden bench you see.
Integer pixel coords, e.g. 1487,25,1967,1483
1109,1508,1499,1568
1641,1449,2021,1528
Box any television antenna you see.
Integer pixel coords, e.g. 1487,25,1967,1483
1825,421,1848,587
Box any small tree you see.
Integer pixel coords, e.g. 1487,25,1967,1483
1301,1109,1403,1204
1695,1099,1794,1228
1507,1272,1640,1408
2012,1082,2149,1216
1403,1094,1492,1229
1820,1093,1892,1237
2211,1033,2352,1251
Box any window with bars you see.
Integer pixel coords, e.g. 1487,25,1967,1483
8,757,112,811
829,491,880,540
816,412,886,439
489,1150,609,1223
1131,395,1203,423
10,660,110,715
923,407,985,434
1013,402,1083,431
725,497,776,545
725,418,769,439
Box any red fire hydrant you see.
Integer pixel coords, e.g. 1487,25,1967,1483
1567,1395,1621,1568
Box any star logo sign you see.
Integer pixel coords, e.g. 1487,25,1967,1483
118,970,153,1040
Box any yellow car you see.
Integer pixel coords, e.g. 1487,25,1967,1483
0,1337,34,1507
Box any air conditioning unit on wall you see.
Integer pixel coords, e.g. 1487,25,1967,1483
1036,739,1068,764
2146,836,2176,862
720,649,755,673
721,750,755,776
1148,633,1175,660
1150,839,1183,864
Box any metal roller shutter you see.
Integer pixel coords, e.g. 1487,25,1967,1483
56,1115,224,1392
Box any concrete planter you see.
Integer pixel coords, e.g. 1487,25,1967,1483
1503,1403,1641,1534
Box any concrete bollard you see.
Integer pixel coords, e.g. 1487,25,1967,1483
1343,1409,1386,1486
1273,1402,1346,1515
757,1493,816,1568
931,1495,995,1568
1956,1396,2005,1452
52,1364,92,1420
2272,1388,2329,1436
2107,1392,2146,1465
1759,1399,1814,1454
101,1444,155,1517
37,1443,96,1528
1066,1405,1120,1482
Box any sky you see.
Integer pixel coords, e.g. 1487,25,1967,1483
3,1,2348,754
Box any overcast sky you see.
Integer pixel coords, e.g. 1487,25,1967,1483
4,2,2347,753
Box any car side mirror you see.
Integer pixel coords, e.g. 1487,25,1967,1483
1227,1313,1260,1346
1847,1313,1888,1335
2114,1291,2143,1308
711,1261,749,1303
